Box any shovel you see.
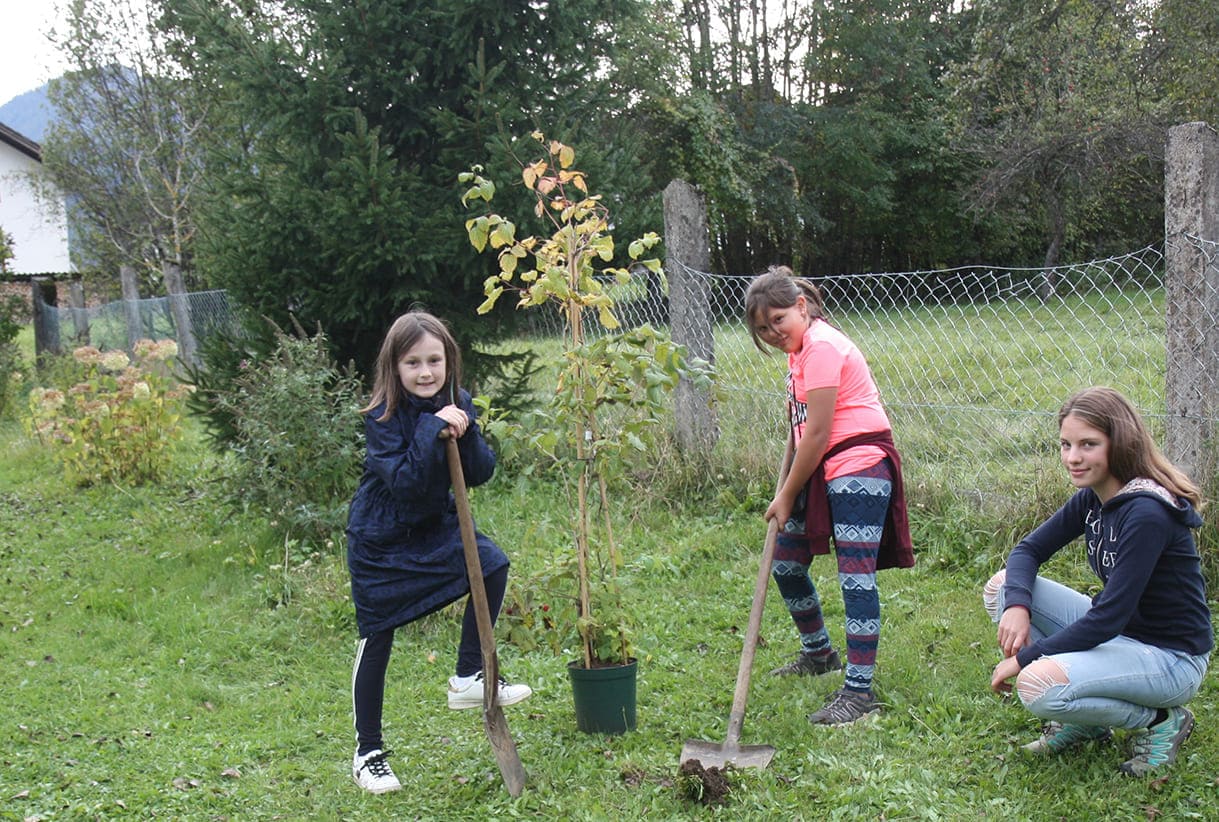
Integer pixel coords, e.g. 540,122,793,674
443,433,528,796
679,434,794,770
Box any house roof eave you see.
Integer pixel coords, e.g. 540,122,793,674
0,121,42,162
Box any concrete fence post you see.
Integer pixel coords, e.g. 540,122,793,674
68,280,89,346
120,265,144,350
663,179,719,456
1164,122,1219,485
163,261,198,366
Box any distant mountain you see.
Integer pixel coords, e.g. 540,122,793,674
0,84,54,143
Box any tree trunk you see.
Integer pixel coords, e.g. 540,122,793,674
1039,196,1065,301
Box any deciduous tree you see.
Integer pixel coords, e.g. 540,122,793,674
944,0,1166,269
41,0,206,292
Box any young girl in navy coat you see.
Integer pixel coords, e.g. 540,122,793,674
985,386,1212,776
347,311,530,793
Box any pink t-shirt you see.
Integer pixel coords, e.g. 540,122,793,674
787,319,890,480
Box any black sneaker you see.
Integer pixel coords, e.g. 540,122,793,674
769,649,843,677
808,688,878,725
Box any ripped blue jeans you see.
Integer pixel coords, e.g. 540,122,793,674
983,570,1210,729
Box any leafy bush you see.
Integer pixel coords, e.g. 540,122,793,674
25,340,188,485
180,311,278,450
203,322,365,544
0,294,26,419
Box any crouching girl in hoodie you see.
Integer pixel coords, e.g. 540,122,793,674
985,386,1212,777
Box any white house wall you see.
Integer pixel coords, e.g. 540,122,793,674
0,141,71,274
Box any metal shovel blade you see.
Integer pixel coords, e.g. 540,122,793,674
679,738,776,770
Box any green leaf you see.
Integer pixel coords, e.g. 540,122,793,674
467,218,489,252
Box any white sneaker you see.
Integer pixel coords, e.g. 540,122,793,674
447,671,533,710
352,749,401,794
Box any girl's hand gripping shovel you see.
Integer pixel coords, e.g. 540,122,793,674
443,432,528,796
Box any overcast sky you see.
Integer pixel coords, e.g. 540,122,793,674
0,4,68,105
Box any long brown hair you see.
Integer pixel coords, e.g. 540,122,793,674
1059,386,1202,507
362,311,462,422
743,265,826,352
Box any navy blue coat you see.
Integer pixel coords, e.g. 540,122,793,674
346,389,508,637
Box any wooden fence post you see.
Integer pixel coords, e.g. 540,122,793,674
120,265,143,350
31,277,61,364
1164,122,1219,484
663,179,719,456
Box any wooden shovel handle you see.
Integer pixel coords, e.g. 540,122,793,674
724,432,795,745
441,431,500,708
441,430,528,796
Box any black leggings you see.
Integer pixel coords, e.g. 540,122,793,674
352,565,508,754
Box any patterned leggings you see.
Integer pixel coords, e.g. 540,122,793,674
772,459,893,693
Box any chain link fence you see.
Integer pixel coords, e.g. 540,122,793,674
38,289,235,354
526,240,1219,503
25,238,1219,504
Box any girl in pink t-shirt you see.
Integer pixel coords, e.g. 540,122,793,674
746,265,913,725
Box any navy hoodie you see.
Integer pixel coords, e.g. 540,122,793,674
1003,478,1213,668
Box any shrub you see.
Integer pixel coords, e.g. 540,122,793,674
180,310,278,450
203,322,365,544
25,340,188,485
0,294,26,419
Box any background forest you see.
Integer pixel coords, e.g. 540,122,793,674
20,0,1219,376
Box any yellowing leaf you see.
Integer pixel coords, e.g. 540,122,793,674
559,144,575,168
477,288,503,314
597,305,620,329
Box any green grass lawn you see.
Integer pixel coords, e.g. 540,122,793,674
2,419,1217,820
